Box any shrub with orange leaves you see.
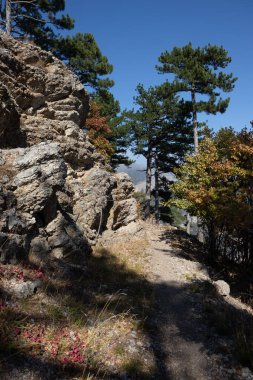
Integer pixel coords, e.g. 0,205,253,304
85,101,114,160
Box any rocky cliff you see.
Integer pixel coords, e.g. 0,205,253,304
0,31,137,266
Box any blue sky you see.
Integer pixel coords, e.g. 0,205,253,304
65,0,252,133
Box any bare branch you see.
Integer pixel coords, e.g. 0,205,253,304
11,0,37,3
12,14,48,23
6,0,11,35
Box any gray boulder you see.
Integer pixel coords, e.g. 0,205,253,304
11,279,42,299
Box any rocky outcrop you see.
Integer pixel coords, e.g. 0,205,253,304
111,173,137,229
0,31,138,266
0,31,88,148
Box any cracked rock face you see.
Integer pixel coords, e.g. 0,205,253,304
0,32,138,265
0,31,88,148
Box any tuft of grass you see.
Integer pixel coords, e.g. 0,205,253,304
122,356,154,379
113,344,126,357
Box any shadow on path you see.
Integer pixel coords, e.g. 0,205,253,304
148,227,253,380
1,227,253,379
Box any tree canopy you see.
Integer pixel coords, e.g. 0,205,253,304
170,126,253,262
126,84,192,218
0,0,74,46
57,33,114,92
157,43,237,151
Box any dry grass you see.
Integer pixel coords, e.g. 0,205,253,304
0,236,156,379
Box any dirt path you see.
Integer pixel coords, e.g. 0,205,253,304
147,224,253,380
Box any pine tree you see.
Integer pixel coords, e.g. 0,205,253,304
57,33,114,92
128,84,192,219
157,43,237,152
108,113,133,169
153,93,192,221
0,0,74,45
91,90,133,168
92,89,120,118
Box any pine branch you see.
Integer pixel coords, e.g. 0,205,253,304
12,14,50,23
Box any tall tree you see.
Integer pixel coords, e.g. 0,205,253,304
91,90,133,168
5,0,11,35
0,0,74,44
57,33,114,92
128,85,165,218
157,43,237,152
127,84,191,219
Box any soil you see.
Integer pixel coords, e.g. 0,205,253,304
1,222,253,380
147,224,253,380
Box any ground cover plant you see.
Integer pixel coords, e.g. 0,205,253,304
0,237,156,379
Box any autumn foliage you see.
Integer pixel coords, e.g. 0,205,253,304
85,101,114,159
170,126,253,263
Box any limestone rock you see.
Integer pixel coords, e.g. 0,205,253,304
9,279,42,298
67,167,117,242
29,236,49,265
241,367,253,379
100,222,146,246
0,143,90,264
0,30,89,149
112,198,138,230
213,280,230,297
46,211,90,262
112,173,135,201
110,173,138,230
0,31,138,266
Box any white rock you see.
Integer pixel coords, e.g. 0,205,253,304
213,280,230,296
12,280,42,298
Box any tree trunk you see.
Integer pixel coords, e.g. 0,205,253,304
191,87,202,239
145,144,152,219
154,150,159,223
186,214,191,234
6,0,11,36
191,88,198,153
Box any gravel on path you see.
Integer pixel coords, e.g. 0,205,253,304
148,224,253,380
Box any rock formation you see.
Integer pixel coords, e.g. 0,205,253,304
0,31,138,266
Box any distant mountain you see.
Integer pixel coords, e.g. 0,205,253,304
118,162,176,192
117,163,146,191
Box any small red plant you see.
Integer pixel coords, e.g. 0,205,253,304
22,325,44,344
34,270,44,279
11,267,24,280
